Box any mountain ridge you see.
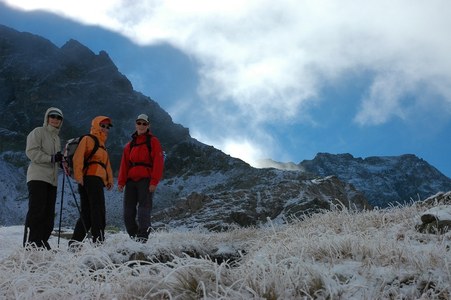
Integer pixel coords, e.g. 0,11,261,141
258,153,451,207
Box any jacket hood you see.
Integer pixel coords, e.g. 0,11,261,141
44,107,63,131
90,116,112,141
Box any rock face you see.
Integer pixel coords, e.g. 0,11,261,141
154,170,370,230
297,153,451,208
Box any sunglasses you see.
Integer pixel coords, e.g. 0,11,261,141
136,121,149,126
49,114,63,120
100,124,112,130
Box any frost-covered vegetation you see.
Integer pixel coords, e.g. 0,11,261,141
1,203,450,299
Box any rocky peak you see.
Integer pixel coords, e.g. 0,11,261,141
61,38,95,57
61,39,116,70
299,153,451,207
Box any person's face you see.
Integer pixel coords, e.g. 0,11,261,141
135,120,149,135
99,123,112,136
48,114,62,128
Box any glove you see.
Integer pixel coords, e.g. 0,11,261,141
51,151,63,163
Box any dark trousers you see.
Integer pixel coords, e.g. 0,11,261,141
23,180,57,250
71,176,106,243
123,178,153,239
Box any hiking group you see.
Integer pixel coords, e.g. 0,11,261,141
23,108,164,250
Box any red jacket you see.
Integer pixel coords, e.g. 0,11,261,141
118,131,164,187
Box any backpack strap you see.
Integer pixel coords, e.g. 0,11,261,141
82,134,110,183
129,134,153,169
83,134,106,171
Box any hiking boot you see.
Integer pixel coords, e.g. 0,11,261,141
68,240,83,252
136,237,148,244
129,252,148,261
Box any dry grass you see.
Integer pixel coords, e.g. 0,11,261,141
1,202,451,299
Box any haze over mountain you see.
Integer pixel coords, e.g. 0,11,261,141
0,25,450,230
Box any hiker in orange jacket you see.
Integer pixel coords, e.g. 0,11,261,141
117,113,164,242
69,116,114,245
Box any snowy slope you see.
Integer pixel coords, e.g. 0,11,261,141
0,154,28,225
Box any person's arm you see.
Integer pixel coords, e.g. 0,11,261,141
105,153,114,191
117,144,130,192
149,137,164,191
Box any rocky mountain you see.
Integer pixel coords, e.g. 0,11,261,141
260,153,451,208
0,24,447,230
153,169,370,230
0,25,189,166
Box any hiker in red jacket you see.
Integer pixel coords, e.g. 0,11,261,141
117,114,164,242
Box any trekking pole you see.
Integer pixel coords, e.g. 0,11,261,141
65,173,88,234
57,171,65,247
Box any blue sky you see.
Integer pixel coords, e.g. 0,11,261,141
1,0,451,177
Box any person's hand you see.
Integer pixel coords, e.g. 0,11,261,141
106,183,113,191
62,162,70,175
51,151,63,163
149,185,156,193
118,185,124,192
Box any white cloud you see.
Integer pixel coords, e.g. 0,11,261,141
3,0,451,163
190,126,273,168
222,140,265,167
355,73,413,125
1,0,124,29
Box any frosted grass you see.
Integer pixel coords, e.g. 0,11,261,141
1,202,450,299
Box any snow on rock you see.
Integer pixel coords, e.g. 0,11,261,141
421,205,451,222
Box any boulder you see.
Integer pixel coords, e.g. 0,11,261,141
416,205,451,234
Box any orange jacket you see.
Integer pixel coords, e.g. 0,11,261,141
73,116,114,187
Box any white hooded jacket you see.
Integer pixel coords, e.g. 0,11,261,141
25,107,63,186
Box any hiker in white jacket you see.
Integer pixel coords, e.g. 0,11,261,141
23,107,64,250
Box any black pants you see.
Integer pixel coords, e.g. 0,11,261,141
123,178,153,240
23,180,57,250
71,176,106,243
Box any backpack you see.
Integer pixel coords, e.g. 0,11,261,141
128,134,152,169
63,134,102,177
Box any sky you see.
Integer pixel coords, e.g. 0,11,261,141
1,0,451,177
